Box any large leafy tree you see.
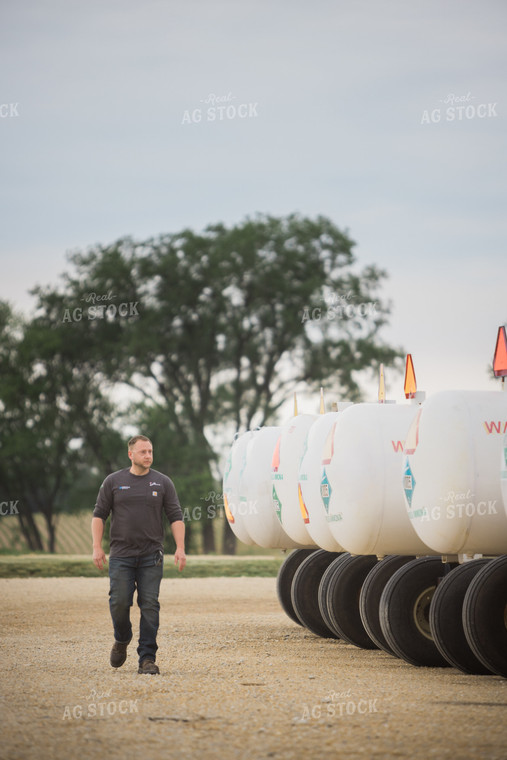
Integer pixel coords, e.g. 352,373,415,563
31,213,403,552
0,301,124,551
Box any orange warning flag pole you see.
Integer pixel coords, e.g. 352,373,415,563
378,364,386,403
404,354,417,399
293,392,299,416
319,387,325,414
493,325,507,381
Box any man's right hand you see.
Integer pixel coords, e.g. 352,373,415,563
93,547,107,571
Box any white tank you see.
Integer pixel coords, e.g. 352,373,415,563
403,390,507,555
325,402,432,556
222,431,256,545
298,407,351,551
240,427,303,549
502,430,507,519
271,414,318,546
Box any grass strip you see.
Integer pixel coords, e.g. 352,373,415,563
0,554,286,579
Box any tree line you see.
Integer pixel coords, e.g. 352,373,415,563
0,213,402,553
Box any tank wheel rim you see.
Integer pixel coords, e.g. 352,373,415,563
412,585,435,640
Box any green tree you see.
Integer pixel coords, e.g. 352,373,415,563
0,301,124,552
32,213,403,552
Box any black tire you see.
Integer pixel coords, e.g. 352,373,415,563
318,553,350,635
463,554,507,678
429,559,493,675
323,553,379,649
291,550,344,637
379,556,457,667
359,555,416,656
276,549,316,625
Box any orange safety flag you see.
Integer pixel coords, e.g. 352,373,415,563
404,354,417,398
493,325,507,378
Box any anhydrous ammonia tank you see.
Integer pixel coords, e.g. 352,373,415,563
239,427,302,549
222,430,256,545
502,431,507,518
271,414,318,546
324,402,433,556
298,407,351,552
403,390,507,555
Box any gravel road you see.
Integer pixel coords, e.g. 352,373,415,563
1,576,506,760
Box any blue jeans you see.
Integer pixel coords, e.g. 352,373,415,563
108,551,164,664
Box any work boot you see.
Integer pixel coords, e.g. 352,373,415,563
110,638,131,668
138,659,160,675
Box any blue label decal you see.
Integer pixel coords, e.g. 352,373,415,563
320,467,332,514
403,458,416,508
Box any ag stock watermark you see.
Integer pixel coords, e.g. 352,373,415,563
62,687,138,720
407,488,498,522
421,92,499,124
0,500,19,515
62,291,140,323
182,489,224,522
293,689,379,724
181,92,259,125
0,103,19,118
301,291,377,324
181,490,258,521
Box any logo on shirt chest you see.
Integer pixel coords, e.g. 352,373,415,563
152,491,158,497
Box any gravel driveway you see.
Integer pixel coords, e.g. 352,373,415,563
1,576,506,760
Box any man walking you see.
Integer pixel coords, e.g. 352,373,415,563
91,435,186,674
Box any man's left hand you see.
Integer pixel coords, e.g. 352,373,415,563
174,548,186,572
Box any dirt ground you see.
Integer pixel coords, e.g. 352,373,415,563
1,576,507,760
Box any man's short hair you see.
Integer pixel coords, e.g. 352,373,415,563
128,435,152,450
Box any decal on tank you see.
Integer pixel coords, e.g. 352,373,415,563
404,408,422,455
403,457,416,508
322,423,337,465
223,493,235,524
272,484,282,522
320,467,332,513
298,483,310,524
271,435,282,472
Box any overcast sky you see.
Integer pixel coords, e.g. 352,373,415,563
1,0,506,405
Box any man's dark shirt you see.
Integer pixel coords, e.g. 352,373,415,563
93,468,183,558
